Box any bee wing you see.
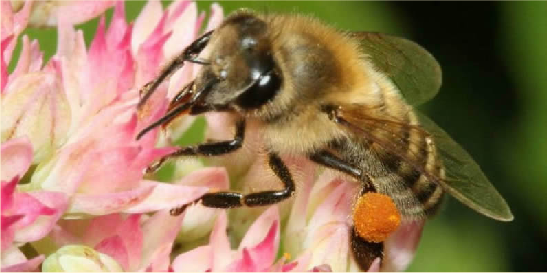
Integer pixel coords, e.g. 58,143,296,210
349,32,442,106
337,106,514,221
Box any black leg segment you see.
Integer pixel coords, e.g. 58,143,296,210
243,153,296,206
170,153,296,215
146,119,245,173
309,150,362,178
138,30,214,109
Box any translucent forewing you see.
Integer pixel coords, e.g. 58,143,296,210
349,32,442,106
415,112,513,221
336,105,513,221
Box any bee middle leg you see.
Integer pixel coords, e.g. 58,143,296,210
170,152,295,215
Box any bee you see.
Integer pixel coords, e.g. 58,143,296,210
136,9,513,270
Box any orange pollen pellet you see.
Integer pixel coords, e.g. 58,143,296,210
353,192,401,243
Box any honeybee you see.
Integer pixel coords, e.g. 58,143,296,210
136,9,513,270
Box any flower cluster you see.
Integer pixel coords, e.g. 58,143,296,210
1,1,424,271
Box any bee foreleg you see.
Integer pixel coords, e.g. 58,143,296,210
138,30,214,109
146,119,245,173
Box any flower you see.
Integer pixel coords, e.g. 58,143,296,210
2,0,225,270
1,1,425,271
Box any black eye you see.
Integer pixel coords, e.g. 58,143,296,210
236,70,281,109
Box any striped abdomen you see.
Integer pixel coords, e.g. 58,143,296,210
355,109,446,218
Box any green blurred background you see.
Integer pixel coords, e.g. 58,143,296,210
10,1,547,271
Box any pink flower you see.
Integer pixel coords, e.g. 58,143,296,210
1,0,225,270
1,138,68,271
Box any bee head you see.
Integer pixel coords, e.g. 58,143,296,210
194,11,282,111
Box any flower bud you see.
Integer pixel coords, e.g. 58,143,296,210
42,245,123,272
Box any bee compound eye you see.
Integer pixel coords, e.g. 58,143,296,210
236,70,281,109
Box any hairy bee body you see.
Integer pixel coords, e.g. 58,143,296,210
138,8,512,271
224,13,445,218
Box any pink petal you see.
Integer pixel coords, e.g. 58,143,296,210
307,224,350,272
1,1,32,63
1,215,19,251
210,211,233,271
1,72,70,163
1,137,33,181
2,214,24,230
32,1,113,27
68,184,155,215
106,1,128,48
177,168,229,242
123,181,208,213
225,248,257,272
381,220,425,272
1,176,19,210
1,2,15,41
163,1,196,61
1,35,13,92
13,191,68,243
131,0,163,58
205,3,224,32
172,245,212,272
311,264,333,272
95,235,130,271
238,206,280,252
1,254,44,272
195,11,205,35
139,210,185,271
9,36,43,82
135,24,172,86
117,214,143,270
248,220,279,270
84,214,123,246
307,176,357,232
57,23,89,121
282,252,311,272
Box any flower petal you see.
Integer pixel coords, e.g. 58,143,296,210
122,181,208,213
11,191,67,243
210,211,233,271
68,184,155,215
381,220,425,272
225,248,257,272
42,245,123,272
205,3,224,32
1,137,33,181
28,1,114,28
1,36,12,92
9,35,43,82
1,246,44,272
1,72,70,163
131,0,163,58
238,206,280,269
1,0,32,63
177,168,228,242
95,235,129,270
139,209,185,271
172,245,212,272
164,1,196,62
